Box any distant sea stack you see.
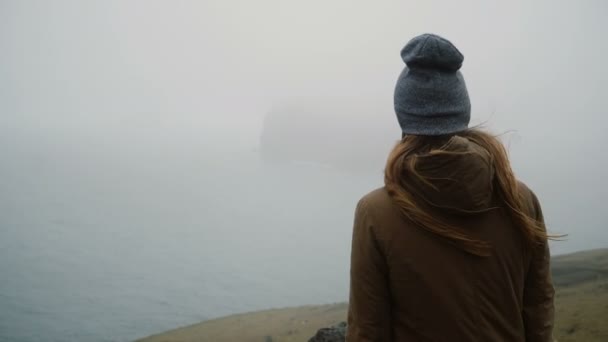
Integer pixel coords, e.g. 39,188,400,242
259,100,398,173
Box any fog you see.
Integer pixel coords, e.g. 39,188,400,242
1,1,607,341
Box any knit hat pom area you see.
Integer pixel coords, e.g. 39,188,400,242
400,33,464,71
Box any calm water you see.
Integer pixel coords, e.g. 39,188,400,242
0,149,380,342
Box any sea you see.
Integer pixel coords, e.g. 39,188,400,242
0,148,380,342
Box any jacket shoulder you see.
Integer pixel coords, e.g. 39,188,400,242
517,180,534,198
358,187,393,209
357,187,401,222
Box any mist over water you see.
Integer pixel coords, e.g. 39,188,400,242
1,1,607,341
1,146,377,341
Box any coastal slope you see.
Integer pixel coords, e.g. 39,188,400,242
137,249,608,342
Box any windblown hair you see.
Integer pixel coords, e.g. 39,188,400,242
384,128,552,257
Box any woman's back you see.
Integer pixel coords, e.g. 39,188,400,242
346,34,554,341
348,142,552,341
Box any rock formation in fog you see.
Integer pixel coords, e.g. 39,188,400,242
259,100,398,173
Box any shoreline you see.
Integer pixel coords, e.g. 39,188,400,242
135,303,348,342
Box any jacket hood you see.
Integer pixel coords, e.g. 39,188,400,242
406,136,495,214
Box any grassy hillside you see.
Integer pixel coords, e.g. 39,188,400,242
551,249,608,341
551,248,608,287
137,249,608,342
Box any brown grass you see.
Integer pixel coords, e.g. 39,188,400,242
136,303,347,342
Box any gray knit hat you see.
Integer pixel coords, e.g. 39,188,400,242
394,33,471,136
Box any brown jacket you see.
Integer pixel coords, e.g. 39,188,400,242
347,137,554,341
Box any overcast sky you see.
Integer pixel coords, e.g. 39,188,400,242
1,0,607,254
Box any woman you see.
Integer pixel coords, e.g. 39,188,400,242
347,34,555,341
